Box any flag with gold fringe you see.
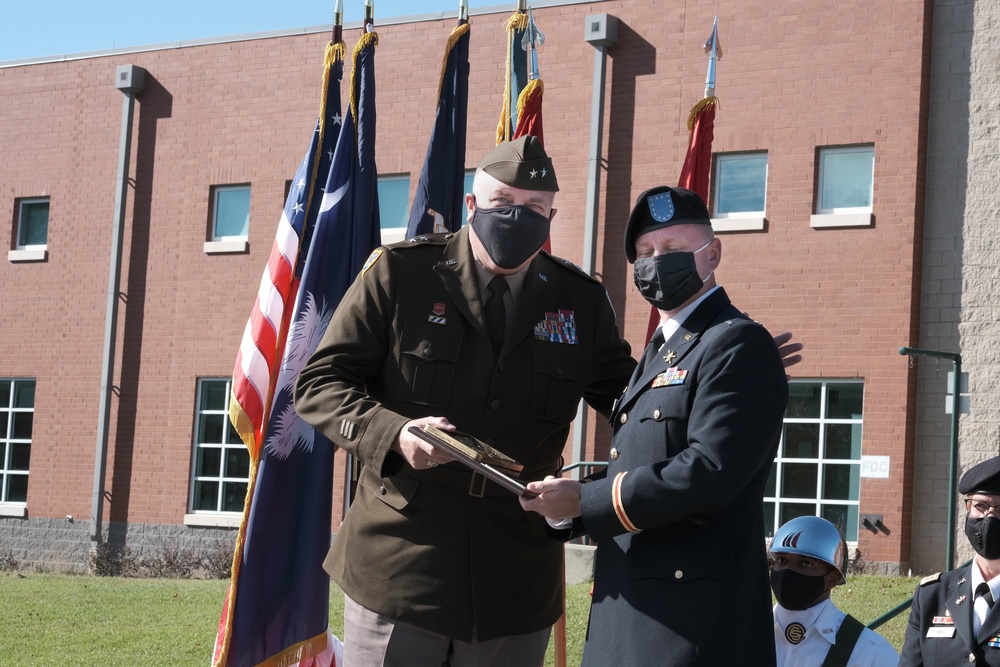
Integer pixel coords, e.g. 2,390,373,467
213,22,381,665
406,19,470,237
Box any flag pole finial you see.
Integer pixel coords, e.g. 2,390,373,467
702,17,722,98
522,6,544,81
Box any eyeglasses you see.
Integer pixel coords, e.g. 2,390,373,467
965,498,1000,518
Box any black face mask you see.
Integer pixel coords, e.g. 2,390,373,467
770,568,829,611
470,204,551,270
632,241,710,311
966,515,1000,560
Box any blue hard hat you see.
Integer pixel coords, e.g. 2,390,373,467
769,516,848,584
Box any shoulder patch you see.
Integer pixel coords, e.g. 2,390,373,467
920,572,942,586
361,248,383,276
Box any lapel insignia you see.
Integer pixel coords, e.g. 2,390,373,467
958,577,967,585
534,310,579,344
651,367,688,388
663,350,677,364
955,595,967,605
784,622,806,645
444,258,458,266
538,272,549,282
684,333,693,341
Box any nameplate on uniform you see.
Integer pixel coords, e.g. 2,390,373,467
926,626,956,638
651,367,688,388
533,310,579,344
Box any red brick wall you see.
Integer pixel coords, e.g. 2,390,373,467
0,0,930,568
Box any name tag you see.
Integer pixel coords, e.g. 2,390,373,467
927,626,956,638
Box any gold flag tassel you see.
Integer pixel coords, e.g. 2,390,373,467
496,11,529,145
686,96,719,132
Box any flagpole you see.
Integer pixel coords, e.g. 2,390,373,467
365,0,374,30
704,16,719,98
458,0,468,25
332,0,343,45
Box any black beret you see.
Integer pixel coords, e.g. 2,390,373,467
960,456,1000,495
477,135,558,192
624,185,712,263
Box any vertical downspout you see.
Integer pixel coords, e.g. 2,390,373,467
572,16,619,476
91,65,145,547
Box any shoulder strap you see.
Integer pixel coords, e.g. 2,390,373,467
820,614,865,667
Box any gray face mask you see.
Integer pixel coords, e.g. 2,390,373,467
471,204,551,270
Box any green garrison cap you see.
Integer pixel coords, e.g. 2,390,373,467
477,135,559,192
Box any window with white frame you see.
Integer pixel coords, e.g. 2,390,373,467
211,185,251,241
190,378,249,513
713,152,767,218
377,174,411,243
765,380,864,542
16,198,49,249
1,379,34,504
816,145,874,213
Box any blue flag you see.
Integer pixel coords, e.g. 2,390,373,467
405,22,470,238
216,41,359,667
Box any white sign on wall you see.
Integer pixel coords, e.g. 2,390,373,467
860,455,891,479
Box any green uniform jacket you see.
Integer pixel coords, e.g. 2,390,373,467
294,226,635,642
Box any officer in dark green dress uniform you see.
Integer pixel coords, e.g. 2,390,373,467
295,136,636,666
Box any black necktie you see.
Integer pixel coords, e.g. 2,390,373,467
486,276,509,353
978,582,995,608
635,329,665,378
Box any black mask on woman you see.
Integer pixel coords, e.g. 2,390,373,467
966,515,1000,560
471,204,551,270
632,240,711,311
770,568,829,611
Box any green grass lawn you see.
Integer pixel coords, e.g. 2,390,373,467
0,573,918,665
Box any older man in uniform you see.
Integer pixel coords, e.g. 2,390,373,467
521,185,789,666
901,456,1000,666
294,136,637,666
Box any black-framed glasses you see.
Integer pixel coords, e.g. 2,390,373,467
965,498,1000,517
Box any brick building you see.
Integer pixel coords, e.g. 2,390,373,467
0,0,993,575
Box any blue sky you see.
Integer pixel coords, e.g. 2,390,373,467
1,1,508,62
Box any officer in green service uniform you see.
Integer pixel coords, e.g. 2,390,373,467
902,455,1000,666
294,136,637,666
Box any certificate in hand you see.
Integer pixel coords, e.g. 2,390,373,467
407,424,537,499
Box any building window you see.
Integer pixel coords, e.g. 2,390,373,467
765,380,864,542
377,174,411,243
714,153,767,217
0,379,34,504
211,185,250,241
190,378,249,513
16,198,49,249
816,145,874,214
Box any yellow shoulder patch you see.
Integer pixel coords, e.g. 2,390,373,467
361,248,383,277
920,572,942,586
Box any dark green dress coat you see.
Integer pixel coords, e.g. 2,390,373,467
294,225,635,642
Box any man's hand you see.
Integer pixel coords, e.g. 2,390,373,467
519,476,583,520
393,416,455,470
773,331,804,373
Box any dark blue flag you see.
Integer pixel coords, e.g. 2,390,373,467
216,41,355,667
405,22,470,238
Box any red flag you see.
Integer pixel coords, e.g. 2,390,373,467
644,96,719,344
